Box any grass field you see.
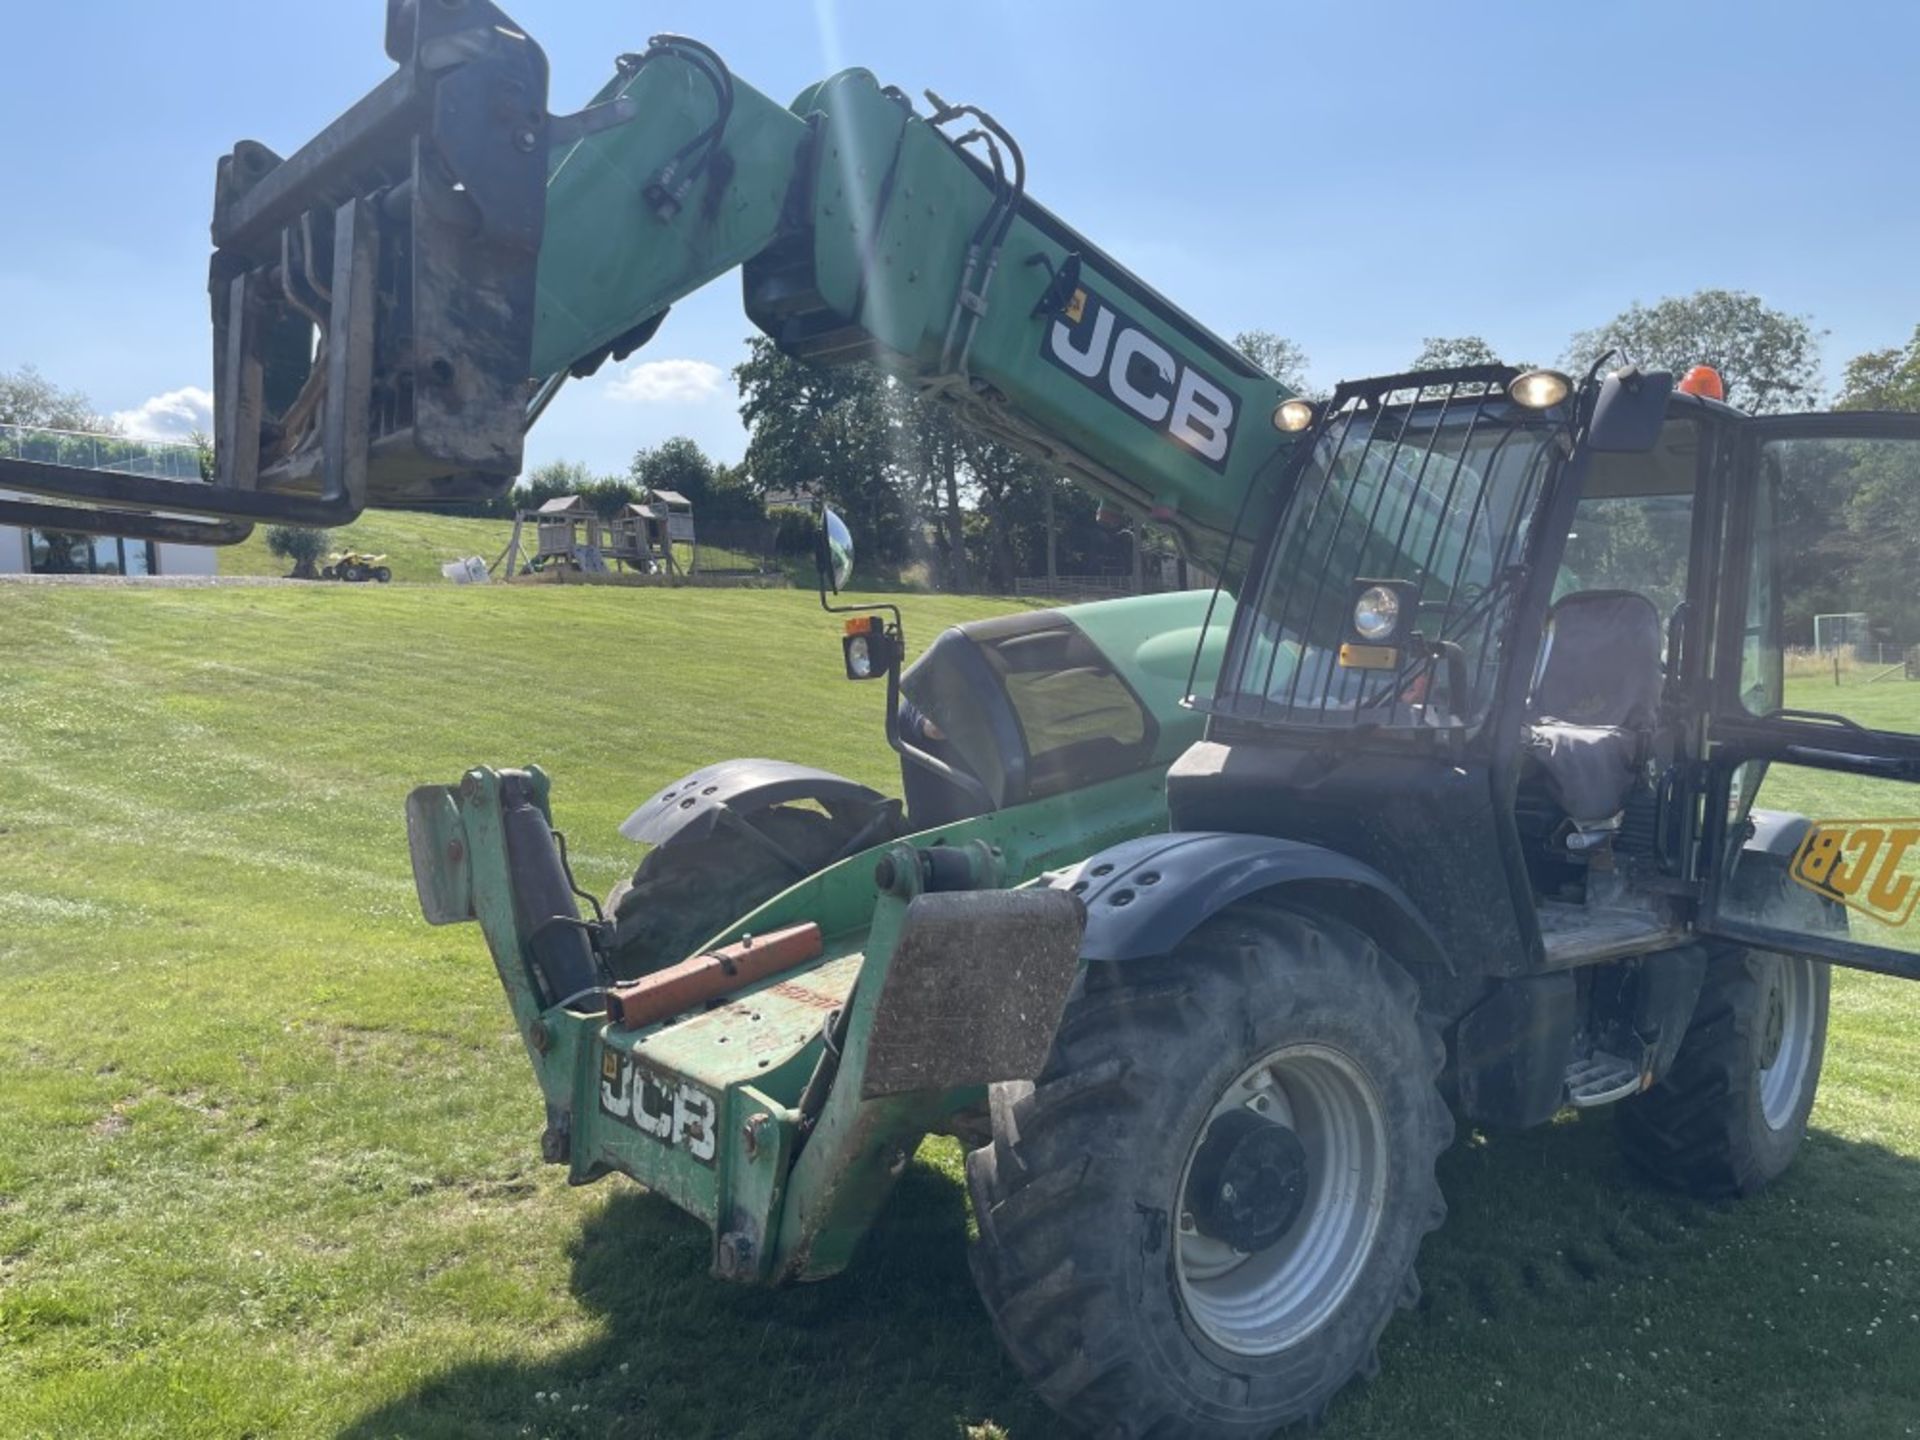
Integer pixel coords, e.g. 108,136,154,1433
2,581,1919,1439
217,513,773,585
218,511,517,585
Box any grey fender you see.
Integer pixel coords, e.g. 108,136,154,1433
1057,831,1452,977
619,758,888,850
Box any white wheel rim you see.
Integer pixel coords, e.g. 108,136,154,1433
1174,1044,1389,1356
1759,957,1818,1131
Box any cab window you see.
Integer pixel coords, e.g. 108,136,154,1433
978,624,1157,799
1556,418,1702,623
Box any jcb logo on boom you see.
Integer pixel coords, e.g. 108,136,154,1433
1042,284,1237,473
1789,818,1920,927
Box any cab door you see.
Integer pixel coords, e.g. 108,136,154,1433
1697,411,1920,978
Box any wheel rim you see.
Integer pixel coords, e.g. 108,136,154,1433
1175,1043,1389,1356
1758,957,1817,1131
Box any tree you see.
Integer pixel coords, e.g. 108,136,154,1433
1409,335,1504,371
0,365,114,432
631,435,761,527
734,338,905,564
1836,324,1920,413
890,386,973,590
266,525,329,580
516,459,638,518
1232,330,1311,392
1564,290,1822,413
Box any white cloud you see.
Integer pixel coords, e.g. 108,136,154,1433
111,385,213,442
605,358,727,406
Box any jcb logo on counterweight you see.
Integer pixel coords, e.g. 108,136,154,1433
598,1047,719,1164
1789,818,1920,927
1042,283,1237,472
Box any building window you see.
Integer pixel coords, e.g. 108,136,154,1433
27,530,156,576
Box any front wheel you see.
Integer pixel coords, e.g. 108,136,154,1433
1617,949,1829,1198
372,566,392,583
967,906,1451,1438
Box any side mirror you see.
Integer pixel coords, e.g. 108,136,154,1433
816,506,854,597
1586,367,1673,453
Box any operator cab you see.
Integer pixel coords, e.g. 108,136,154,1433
1181,361,1920,987
1519,417,1701,855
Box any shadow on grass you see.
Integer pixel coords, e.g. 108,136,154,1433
342,1112,1920,1440
337,1156,1048,1440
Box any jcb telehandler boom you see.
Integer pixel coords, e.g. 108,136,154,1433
0,0,1296,559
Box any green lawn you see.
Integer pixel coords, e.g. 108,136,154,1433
218,511,517,584
1,584,1918,1438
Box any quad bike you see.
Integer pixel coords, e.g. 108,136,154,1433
320,549,392,582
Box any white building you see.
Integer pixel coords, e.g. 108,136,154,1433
0,518,216,577
0,425,218,577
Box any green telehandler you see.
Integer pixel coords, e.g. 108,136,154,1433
11,4,1920,1434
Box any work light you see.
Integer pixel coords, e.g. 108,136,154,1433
1338,577,1421,669
1272,398,1317,433
842,615,897,681
1508,369,1571,409
1353,585,1401,641
846,633,875,678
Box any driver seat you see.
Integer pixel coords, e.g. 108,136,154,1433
1524,590,1665,847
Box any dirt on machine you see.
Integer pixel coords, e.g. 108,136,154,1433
10,4,1920,1435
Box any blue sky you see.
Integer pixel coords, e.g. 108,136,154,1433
3,2,1916,478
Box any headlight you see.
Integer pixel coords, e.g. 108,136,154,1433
1353,585,1401,641
1508,369,1571,409
846,634,873,678
1272,398,1317,433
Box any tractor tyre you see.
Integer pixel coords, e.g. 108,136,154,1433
319,565,336,580
603,805,875,979
1617,948,1829,1198
373,566,392,583
967,905,1451,1438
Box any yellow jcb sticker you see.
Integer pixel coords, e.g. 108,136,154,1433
1788,819,1920,927
1063,287,1087,324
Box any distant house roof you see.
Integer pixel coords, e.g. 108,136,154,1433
537,494,590,514
646,488,692,508
622,502,660,519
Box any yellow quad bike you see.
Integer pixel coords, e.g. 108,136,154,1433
321,550,391,583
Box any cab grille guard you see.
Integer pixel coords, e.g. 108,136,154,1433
0,0,565,546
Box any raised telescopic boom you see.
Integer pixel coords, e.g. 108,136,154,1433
0,0,1296,568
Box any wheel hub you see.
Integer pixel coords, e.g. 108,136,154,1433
1184,1108,1310,1253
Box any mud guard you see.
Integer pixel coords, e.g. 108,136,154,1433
1061,831,1451,976
618,758,892,850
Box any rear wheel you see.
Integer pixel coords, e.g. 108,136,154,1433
967,906,1451,1437
603,805,880,979
1617,948,1829,1198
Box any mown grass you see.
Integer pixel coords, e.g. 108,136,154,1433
218,514,774,585
0,581,1917,1439
218,511,519,584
